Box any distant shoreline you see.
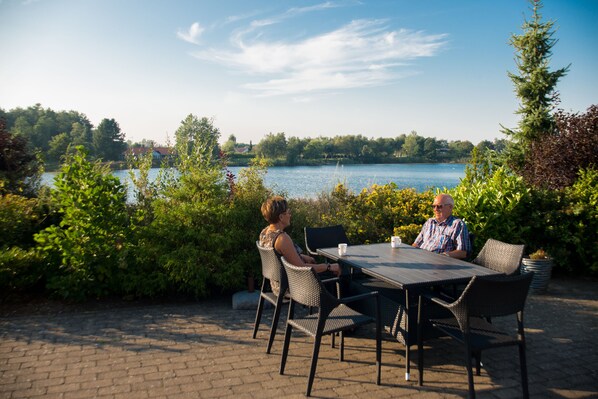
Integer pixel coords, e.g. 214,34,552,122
44,157,469,173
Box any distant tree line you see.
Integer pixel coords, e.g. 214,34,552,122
0,104,126,164
3,103,510,169
247,131,507,165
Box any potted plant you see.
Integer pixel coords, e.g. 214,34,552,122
521,249,553,293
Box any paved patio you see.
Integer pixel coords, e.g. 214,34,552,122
1,277,597,399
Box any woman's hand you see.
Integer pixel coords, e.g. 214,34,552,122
301,254,316,264
329,263,341,276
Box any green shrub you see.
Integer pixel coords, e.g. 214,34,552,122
139,166,234,298
228,161,273,283
0,194,45,248
562,168,598,274
34,147,131,301
132,159,274,298
0,246,45,296
450,167,534,252
320,183,434,244
450,165,597,275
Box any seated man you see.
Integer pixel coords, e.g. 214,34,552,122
412,194,471,259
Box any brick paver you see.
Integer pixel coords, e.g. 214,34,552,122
1,277,597,398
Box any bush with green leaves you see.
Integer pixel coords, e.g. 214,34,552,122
562,168,598,274
0,246,45,297
0,118,42,197
0,193,45,249
449,164,598,275
319,183,434,244
449,167,534,252
129,119,273,298
227,159,273,283
133,165,232,298
34,147,131,300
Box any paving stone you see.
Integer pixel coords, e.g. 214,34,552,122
0,277,596,398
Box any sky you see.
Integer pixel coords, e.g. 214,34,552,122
1,0,597,146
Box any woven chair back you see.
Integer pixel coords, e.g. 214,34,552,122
256,241,285,284
304,225,349,255
281,257,337,309
473,238,525,275
456,273,534,320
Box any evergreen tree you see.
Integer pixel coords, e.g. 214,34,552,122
92,118,126,161
501,0,569,169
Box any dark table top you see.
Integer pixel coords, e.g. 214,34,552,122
318,243,500,290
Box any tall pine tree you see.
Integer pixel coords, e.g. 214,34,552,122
501,0,569,170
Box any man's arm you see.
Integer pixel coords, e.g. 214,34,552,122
411,220,428,248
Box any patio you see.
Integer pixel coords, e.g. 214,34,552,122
1,277,596,398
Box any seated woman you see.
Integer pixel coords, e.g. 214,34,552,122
259,196,341,295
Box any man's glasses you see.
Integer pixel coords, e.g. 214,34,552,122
432,204,451,209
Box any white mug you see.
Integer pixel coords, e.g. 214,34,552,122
338,243,348,256
391,236,402,248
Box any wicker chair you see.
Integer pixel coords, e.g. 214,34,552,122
304,225,350,256
280,257,381,396
443,238,525,299
473,238,525,275
252,241,288,354
417,272,534,399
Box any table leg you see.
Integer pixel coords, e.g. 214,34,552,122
404,289,410,380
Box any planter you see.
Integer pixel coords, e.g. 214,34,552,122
521,257,553,293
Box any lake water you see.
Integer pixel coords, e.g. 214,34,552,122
41,163,466,199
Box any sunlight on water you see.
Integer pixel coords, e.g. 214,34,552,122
41,163,465,200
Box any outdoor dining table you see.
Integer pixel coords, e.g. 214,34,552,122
317,242,502,381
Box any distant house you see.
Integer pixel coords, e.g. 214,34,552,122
127,146,174,161
234,146,250,154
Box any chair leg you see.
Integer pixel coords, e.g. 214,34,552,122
279,323,293,375
474,351,482,376
417,295,424,386
519,342,530,399
339,331,345,361
280,302,295,375
266,298,283,354
306,333,324,396
464,345,476,399
376,297,382,385
252,295,265,339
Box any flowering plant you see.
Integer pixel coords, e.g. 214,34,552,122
529,249,550,260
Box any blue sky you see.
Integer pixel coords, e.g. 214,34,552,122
1,0,596,146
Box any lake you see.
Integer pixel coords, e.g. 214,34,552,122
41,163,466,199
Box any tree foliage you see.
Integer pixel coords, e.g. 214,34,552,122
92,118,126,161
0,118,42,197
1,104,125,163
175,115,221,172
502,0,569,169
34,147,130,300
523,105,598,189
256,132,287,159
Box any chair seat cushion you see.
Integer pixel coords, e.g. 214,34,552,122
430,316,520,349
289,304,374,337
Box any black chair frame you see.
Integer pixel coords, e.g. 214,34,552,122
252,241,288,354
280,257,381,396
417,272,534,399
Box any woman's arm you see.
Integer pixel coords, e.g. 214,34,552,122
275,233,341,276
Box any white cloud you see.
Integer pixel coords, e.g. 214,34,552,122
190,11,447,97
177,22,204,45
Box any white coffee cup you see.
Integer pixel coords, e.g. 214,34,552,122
338,243,348,256
391,236,402,248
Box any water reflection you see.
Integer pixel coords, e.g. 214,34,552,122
41,163,465,200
